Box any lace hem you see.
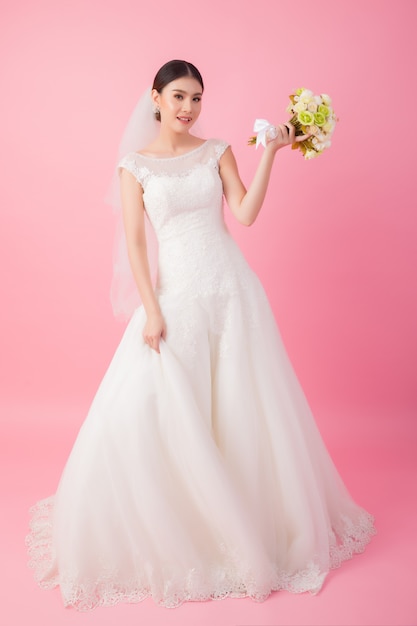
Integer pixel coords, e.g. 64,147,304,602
26,497,57,589
26,498,375,611
330,510,376,569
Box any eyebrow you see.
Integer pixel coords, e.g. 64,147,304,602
171,89,203,96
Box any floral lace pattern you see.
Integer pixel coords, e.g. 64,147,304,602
118,140,245,301
27,497,375,610
26,498,375,611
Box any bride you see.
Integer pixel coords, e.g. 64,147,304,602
27,59,375,610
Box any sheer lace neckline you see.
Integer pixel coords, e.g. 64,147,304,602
135,140,209,162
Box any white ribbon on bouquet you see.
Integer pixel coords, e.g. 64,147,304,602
253,119,278,148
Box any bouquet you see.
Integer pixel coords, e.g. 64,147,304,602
249,88,337,159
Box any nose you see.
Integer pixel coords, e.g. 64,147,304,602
181,98,192,112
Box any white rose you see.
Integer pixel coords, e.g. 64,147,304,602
305,149,317,159
321,93,332,105
300,89,313,100
309,125,319,135
307,102,318,112
294,101,307,113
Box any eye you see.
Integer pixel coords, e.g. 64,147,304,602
193,97,201,102
174,94,183,100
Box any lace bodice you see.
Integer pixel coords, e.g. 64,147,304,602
118,139,228,238
118,139,251,298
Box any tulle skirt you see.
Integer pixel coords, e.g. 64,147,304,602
27,278,375,609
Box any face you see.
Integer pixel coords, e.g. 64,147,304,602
152,76,203,132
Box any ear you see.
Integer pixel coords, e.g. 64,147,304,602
151,89,160,108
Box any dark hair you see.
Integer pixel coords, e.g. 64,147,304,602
152,60,204,121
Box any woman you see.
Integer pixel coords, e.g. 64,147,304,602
27,60,375,610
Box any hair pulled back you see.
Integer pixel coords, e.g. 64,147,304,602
152,60,204,121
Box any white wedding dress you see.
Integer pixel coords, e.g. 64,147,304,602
27,139,375,610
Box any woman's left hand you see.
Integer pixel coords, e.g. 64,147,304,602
266,122,310,153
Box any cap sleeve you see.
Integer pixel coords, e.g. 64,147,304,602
117,153,145,186
213,139,230,161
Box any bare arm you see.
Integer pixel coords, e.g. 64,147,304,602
120,169,166,352
220,123,308,226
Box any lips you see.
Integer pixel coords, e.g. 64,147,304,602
177,116,192,123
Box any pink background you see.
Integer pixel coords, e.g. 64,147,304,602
1,1,416,625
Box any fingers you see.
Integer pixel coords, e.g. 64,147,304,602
143,333,161,353
270,123,296,147
294,133,311,143
275,124,289,144
142,313,166,354
286,122,296,143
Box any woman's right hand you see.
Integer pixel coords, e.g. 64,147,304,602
143,312,166,353
265,122,311,154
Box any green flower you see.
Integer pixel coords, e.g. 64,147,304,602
318,104,330,117
297,110,314,125
314,112,326,127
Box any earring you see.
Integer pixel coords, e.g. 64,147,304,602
153,105,160,114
